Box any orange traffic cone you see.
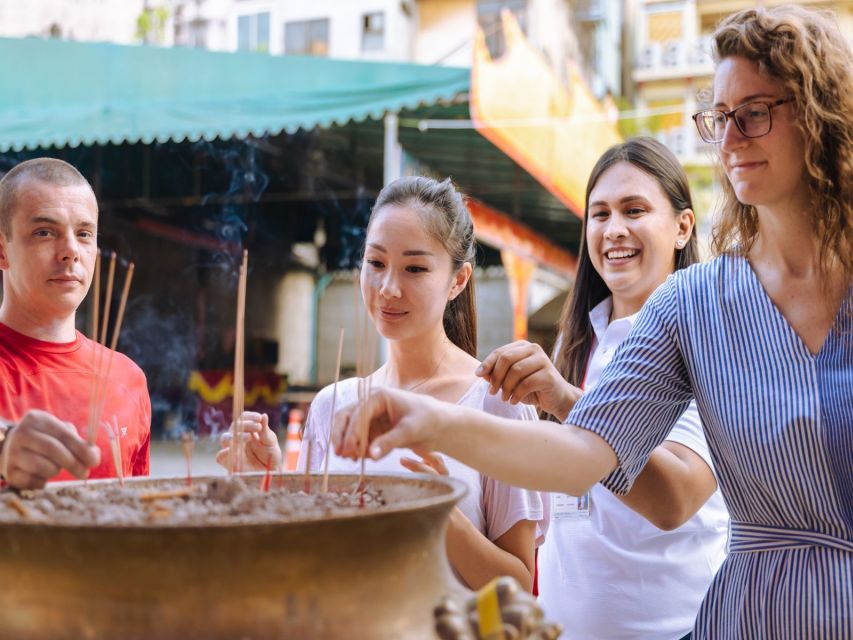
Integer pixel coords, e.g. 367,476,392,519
284,408,304,471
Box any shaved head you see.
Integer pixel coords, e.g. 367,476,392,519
0,158,96,238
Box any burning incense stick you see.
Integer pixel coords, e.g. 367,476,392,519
92,262,135,436
322,327,345,493
303,437,313,494
262,453,273,493
107,417,124,487
87,255,134,450
181,432,194,487
89,249,101,341
229,250,248,475
87,250,116,444
86,250,104,446
357,294,374,507
99,251,117,346
278,445,286,490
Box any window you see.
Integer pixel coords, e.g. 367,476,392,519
284,18,330,56
237,12,270,53
646,10,682,43
362,12,385,52
477,0,527,58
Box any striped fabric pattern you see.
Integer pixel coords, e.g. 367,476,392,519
568,254,852,638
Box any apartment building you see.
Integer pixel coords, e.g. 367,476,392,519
630,0,853,218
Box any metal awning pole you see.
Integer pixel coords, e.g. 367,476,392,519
383,111,402,186
378,112,402,364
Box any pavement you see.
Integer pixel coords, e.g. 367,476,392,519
149,437,228,478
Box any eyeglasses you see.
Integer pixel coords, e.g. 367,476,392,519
692,98,791,143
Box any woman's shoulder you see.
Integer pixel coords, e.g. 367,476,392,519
309,377,361,413
649,254,748,310
669,253,744,287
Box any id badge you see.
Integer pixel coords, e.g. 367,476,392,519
552,492,591,520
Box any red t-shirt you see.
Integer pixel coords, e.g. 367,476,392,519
0,322,151,480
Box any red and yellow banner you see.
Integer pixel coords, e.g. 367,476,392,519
188,370,286,434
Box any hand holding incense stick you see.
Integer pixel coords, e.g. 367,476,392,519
229,250,248,475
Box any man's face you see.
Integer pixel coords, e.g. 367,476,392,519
0,180,98,323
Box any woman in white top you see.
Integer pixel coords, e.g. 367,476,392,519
218,175,544,592
438,138,728,638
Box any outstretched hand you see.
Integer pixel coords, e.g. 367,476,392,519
332,387,449,461
476,340,580,421
216,411,281,472
400,449,450,477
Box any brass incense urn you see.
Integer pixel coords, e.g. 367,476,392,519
0,473,467,640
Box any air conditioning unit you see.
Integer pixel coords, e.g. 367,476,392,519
637,43,661,69
662,41,685,68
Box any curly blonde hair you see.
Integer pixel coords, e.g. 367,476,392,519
711,6,853,283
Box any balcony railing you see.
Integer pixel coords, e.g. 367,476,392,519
634,36,714,80
651,125,715,164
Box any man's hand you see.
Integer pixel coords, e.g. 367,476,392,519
0,409,101,490
332,387,451,461
476,340,581,421
215,411,281,472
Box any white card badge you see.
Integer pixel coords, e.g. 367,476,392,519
552,492,591,520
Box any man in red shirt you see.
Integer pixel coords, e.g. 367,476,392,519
0,158,151,490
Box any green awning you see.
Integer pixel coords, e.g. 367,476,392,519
0,37,469,152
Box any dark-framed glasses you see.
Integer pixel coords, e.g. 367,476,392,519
692,98,791,143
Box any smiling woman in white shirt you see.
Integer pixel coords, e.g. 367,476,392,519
475,137,729,640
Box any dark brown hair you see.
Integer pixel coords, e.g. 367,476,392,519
368,176,477,357
552,137,699,393
710,6,853,283
0,158,94,238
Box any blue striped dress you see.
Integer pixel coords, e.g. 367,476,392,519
568,254,852,638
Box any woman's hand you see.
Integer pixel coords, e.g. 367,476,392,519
400,450,450,476
215,411,281,472
332,387,451,461
477,340,581,421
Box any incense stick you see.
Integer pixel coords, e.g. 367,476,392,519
107,417,124,487
357,293,372,507
86,251,103,446
181,432,194,487
303,437,313,494
87,251,116,445
99,251,117,346
92,262,135,437
262,452,273,492
229,250,248,475
90,249,101,342
87,255,133,451
322,327,345,493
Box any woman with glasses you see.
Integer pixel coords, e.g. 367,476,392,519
333,6,852,638
478,137,729,640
